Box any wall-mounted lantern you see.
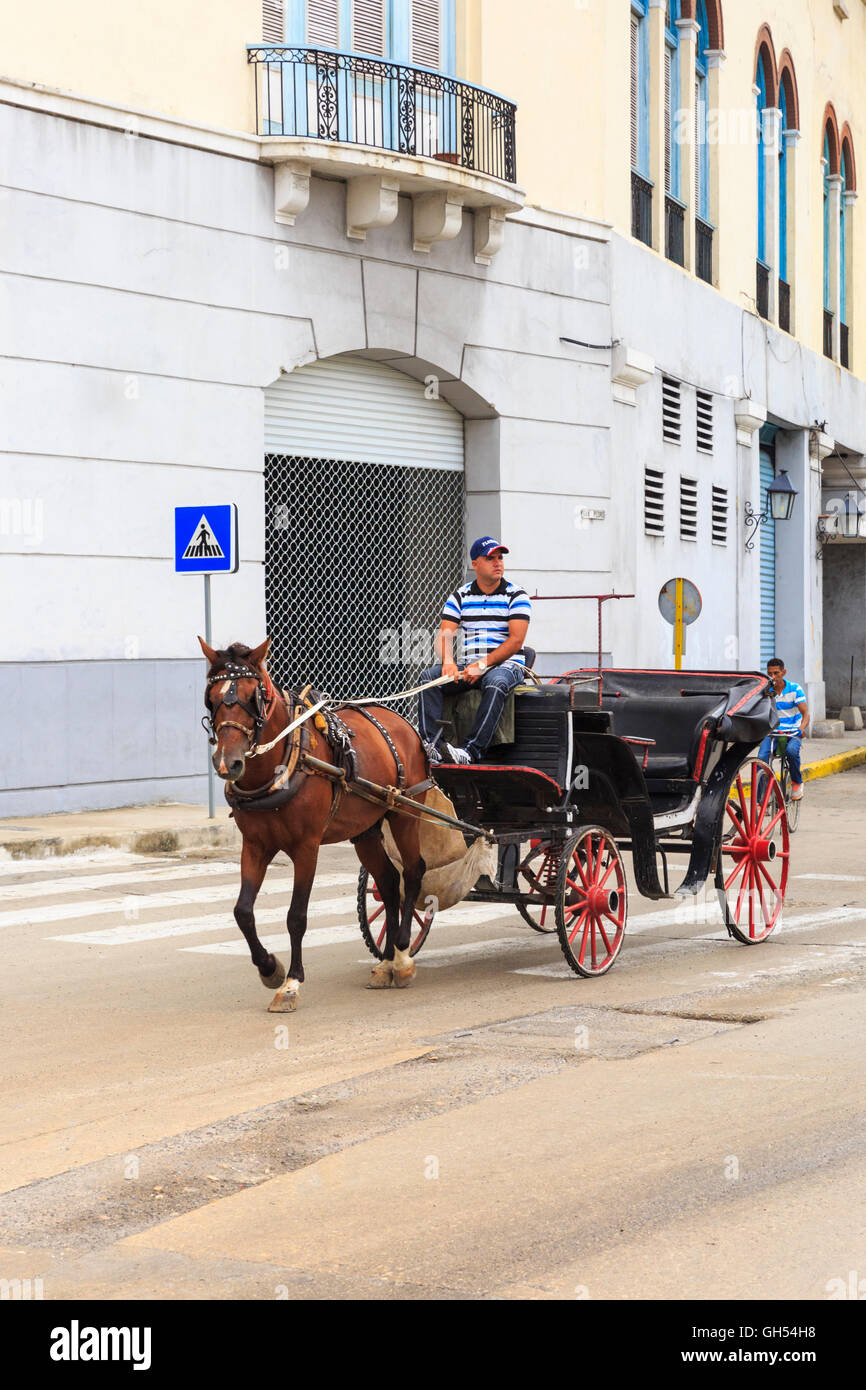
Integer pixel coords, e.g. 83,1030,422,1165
817,492,864,557
744,470,798,551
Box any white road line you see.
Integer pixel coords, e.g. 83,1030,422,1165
184,925,361,954
52,897,516,948
0,860,242,903
793,874,866,882
2,871,359,930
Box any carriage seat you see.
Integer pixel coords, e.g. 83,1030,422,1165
571,687,725,779
440,648,537,750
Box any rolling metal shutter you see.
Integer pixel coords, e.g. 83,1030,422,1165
759,446,776,666
264,356,465,704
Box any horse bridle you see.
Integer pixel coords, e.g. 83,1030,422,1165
203,663,272,752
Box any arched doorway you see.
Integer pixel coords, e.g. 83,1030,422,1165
263,354,465,700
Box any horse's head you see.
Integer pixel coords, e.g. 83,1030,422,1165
199,636,273,783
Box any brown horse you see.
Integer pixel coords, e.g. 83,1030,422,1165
199,637,430,1011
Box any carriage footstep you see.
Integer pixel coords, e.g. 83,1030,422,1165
259,956,287,990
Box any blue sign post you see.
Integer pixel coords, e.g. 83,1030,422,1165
175,505,239,818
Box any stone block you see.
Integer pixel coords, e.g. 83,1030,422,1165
840,706,865,730
811,719,845,738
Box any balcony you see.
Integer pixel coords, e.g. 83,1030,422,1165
778,278,791,333
631,171,653,248
696,217,713,285
247,46,523,259
665,196,684,267
842,322,850,369
756,261,770,320
824,310,834,359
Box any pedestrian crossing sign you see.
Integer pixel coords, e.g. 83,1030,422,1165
174,505,238,574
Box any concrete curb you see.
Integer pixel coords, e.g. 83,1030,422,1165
0,821,239,863
802,746,866,783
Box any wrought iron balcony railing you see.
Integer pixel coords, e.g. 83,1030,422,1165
696,218,713,285
631,171,653,248
778,278,791,333
665,195,684,267
247,46,517,183
756,260,770,320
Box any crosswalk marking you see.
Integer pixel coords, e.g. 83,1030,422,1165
184,925,361,955
0,860,242,904
1,871,359,930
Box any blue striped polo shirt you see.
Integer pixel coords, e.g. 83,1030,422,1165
442,580,532,668
774,678,806,734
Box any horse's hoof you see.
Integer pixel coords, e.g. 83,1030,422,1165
392,963,416,989
366,961,394,990
259,956,286,990
268,980,299,1012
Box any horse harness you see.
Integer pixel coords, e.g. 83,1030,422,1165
204,665,428,820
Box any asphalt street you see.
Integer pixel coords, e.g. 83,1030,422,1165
1,766,866,1301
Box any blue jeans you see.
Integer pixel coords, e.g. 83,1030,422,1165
758,733,803,784
418,661,525,761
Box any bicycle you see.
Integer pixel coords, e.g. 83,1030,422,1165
768,735,801,833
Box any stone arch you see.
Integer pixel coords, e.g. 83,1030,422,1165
841,123,856,190
823,103,841,175
777,50,800,131
681,0,724,51
754,25,778,108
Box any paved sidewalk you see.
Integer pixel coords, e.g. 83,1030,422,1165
1,729,863,861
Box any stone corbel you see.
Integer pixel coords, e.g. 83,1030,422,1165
474,206,507,265
346,174,401,241
611,345,654,406
273,161,311,226
734,398,767,445
810,429,835,467
413,191,464,254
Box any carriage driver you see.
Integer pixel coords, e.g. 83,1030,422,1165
418,537,532,765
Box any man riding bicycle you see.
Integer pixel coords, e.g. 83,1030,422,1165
757,657,809,800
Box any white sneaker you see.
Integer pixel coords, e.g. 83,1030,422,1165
444,743,473,765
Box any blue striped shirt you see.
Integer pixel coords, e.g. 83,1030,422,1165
774,679,806,734
442,580,532,668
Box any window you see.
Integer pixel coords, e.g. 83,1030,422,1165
307,0,340,45
841,132,855,366
664,2,681,198
696,391,713,453
263,0,285,42
694,0,710,221
630,2,650,177
662,377,681,443
353,0,385,56
755,46,772,272
711,486,728,545
411,0,440,68
644,468,665,536
680,476,698,541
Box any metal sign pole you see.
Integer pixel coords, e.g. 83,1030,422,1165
204,573,215,819
674,577,684,671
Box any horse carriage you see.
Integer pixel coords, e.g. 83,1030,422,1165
357,665,788,978
200,609,787,1011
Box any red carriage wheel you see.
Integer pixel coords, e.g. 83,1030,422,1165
555,826,627,977
717,758,789,944
357,867,434,962
515,838,559,933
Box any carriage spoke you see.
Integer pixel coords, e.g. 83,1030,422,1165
735,774,749,825
748,864,755,938
763,807,785,836
735,863,750,921
567,907,590,945
577,914,593,965
597,919,614,955
755,777,774,832
724,856,748,891
597,857,616,889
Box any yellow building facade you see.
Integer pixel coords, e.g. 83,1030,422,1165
3,0,861,369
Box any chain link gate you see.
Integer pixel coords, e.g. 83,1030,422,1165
265,454,464,715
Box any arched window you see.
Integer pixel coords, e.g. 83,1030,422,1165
631,1,652,245
841,131,855,366
754,36,776,318
777,59,798,331
823,110,839,356
665,1,681,200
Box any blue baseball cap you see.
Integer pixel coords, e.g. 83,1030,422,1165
470,536,509,561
